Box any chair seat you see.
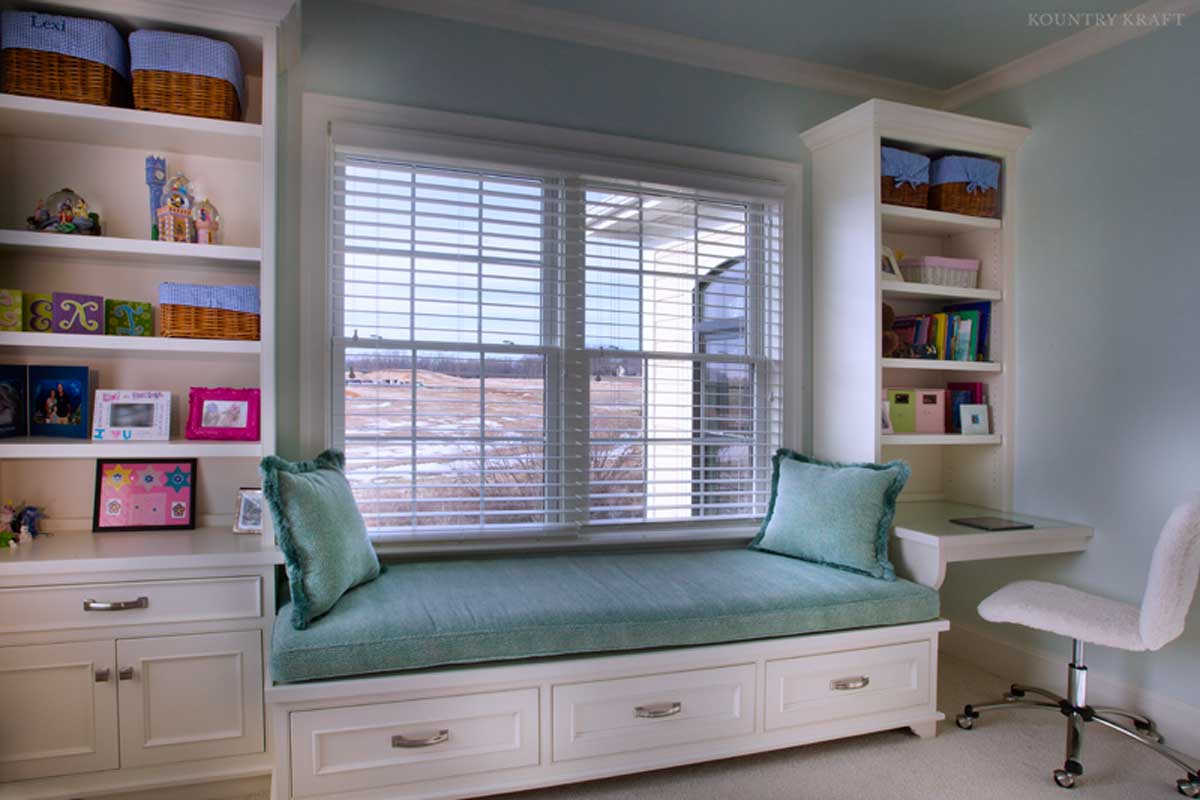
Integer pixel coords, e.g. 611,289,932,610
978,580,1147,651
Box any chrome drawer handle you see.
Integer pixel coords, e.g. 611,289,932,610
95,668,111,683
391,729,449,748
831,676,870,691
83,597,148,612
634,701,682,719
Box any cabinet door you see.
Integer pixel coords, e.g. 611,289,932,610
117,630,264,768
0,640,118,781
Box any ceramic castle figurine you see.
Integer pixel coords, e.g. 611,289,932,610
157,173,197,243
146,156,167,240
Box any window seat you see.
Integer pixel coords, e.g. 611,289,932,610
270,548,939,683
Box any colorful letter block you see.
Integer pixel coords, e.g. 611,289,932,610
0,289,21,331
52,292,104,335
105,300,153,337
23,292,53,332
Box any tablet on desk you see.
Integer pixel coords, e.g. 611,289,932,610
949,516,1035,531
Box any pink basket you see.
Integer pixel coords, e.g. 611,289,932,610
899,256,980,288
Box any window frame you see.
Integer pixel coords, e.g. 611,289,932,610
297,95,804,553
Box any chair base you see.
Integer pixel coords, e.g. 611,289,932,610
956,640,1200,796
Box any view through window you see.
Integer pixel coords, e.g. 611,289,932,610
331,151,782,538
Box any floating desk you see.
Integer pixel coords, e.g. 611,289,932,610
892,501,1093,589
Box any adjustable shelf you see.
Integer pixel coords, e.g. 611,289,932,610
0,331,260,357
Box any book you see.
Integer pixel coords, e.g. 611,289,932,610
932,313,949,359
887,389,917,433
944,301,991,361
950,516,1034,531
0,365,26,438
952,316,975,361
28,365,93,439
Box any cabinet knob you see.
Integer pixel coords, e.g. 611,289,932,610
118,667,135,681
95,668,111,683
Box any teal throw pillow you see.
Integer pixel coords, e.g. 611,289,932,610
751,449,909,580
260,449,382,629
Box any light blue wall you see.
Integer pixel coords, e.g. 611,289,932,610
949,20,1200,704
276,0,862,456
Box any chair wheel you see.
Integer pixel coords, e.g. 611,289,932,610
1178,778,1200,798
1054,769,1077,789
956,714,974,730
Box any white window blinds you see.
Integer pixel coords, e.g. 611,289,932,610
331,149,782,540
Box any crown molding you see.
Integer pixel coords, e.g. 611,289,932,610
359,0,1197,113
940,0,1200,109
356,0,940,106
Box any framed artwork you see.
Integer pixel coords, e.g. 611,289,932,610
881,246,905,282
0,365,27,438
92,390,171,441
233,488,263,534
186,387,260,441
960,404,991,435
93,458,197,532
29,365,91,439
881,400,894,434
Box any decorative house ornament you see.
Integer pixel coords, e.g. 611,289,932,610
92,390,171,441
105,300,153,336
157,173,197,243
0,289,21,331
194,198,221,244
145,155,167,240
51,292,103,334
27,188,101,235
22,292,52,332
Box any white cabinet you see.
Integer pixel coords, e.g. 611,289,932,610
0,640,118,782
117,631,264,768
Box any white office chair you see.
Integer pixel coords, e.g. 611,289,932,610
956,497,1200,796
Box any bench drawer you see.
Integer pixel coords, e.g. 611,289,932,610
764,640,930,731
552,663,755,763
289,688,539,798
0,577,263,634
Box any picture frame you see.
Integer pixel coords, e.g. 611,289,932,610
881,400,894,433
92,390,171,441
960,403,991,435
233,487,263,534
29,365,92,439
93,458,197,532
881,246,905,282
186,387,261,441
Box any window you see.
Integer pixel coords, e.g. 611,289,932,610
331,148,782,541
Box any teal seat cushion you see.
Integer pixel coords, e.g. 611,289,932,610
260,449,382,630
270,549,938,683
751,449,909,580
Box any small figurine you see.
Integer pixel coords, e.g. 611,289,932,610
157,173,197,243
146,156,167,241
0,501,15,533
27,188,100,235
16,506,43,538
194,198,221,245
0,529,11,548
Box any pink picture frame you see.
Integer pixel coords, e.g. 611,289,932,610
186,387,260,441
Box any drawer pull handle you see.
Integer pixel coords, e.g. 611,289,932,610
94,668,111,683
83,597,149,612
391,729,449,748
118,667,135,681
831,676,870,691
634,702,683,719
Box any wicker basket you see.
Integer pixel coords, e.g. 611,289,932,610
132,69,239,120
880,146,930,209
2,47,126,105
928,155,1002,218
160,304,260,340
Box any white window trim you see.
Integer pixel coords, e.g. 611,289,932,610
296,93,804,553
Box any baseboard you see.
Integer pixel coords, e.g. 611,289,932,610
941,621,1200,757
93,776,269,800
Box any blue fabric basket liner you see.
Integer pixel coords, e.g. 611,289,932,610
1,10,129,79
159,283,259,315
930,155,1001,192
129,30,245,110
881,146,929,188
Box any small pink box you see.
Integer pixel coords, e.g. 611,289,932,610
914,389,947,433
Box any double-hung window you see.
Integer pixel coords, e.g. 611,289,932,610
330,144,782,542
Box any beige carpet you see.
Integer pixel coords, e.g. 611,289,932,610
501,654,1189,800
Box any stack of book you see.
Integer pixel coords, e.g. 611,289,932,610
893,301,991,361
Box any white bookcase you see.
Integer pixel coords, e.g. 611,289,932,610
0,2,291,796
803,100,1091,587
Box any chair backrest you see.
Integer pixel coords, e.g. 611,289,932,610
1139,496,1200,651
